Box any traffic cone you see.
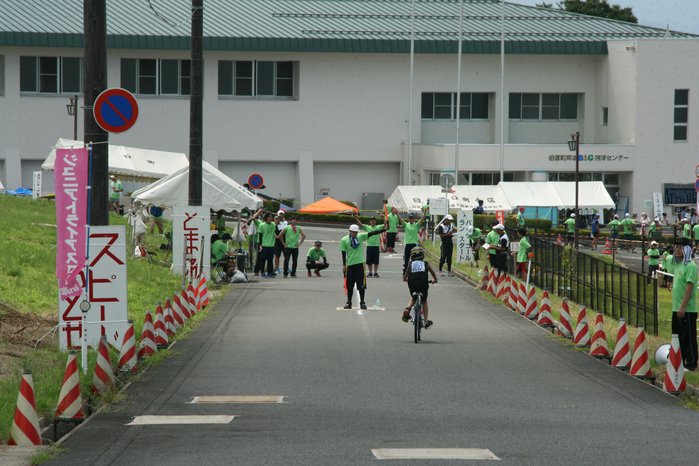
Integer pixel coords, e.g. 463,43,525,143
557,299,573,338
537,290,554,328
164,302,177,337
7,370,41,446
629,328,653,379
509,277,519,311
611,318,631,370
92,336,115,395
499,275,511,303
602,237,612,255
154,302,169,349
187,283,197,316
197,275,210,308
518,280,527,315
480,265,489,291
589,313,611,359
179,288,193,320
486,268,496,296
663,334,687,395
117,321,137,374
556,234,563,246
171,293,186,326
573,306,590,347
525,286,538,320
165,298,181,331
138,311,157,359
495,273,505,300
55,352,85,420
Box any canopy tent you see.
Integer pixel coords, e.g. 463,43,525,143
388,185,513,213
131,161,262,211
298,196,358,214
42,138,189,181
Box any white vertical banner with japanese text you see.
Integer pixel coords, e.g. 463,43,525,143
652,192,664,220
173,206,211,281
456,209,474,263
32,171,42,199
59,226,129,351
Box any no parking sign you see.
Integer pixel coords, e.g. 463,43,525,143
93,88,139,133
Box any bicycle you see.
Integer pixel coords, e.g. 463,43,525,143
411,291,424,343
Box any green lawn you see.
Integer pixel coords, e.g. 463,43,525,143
0,196,213,442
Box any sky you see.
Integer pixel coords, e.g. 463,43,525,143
513,0,699,35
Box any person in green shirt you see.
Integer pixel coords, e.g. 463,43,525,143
211,233,234,280
516,207,526,229
397,209,426,274
355,215,383,277
277,216,305,277
671,240,698,370
109,175,123,214
386,205,400,253
468,225,482,266
693,222,699,251
485,221,500,269
682,218,692,240
648,217,658,241
621,213,636,253
646,240,661,284
662,248,675,291
306,241,329,277
514,228,531,280
564,213,576,244
340,223,386,309
607,214,621,250
250,209,278,277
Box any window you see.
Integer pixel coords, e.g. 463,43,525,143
509,93,578,120
120,58,191,96
20,56,82,94
602,107,608,126
421,92,489,120
470,172,513,185
218,60,297,98
674,89,689,141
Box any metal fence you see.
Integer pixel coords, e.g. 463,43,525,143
514,231,659,335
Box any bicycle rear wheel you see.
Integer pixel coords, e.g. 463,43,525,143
413,298,421,343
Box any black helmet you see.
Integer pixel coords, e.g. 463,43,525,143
410,247,425,260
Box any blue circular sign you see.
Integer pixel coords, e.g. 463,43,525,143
248,173,264,190
93,88,139,133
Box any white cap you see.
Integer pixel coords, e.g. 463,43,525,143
277,210,285,215
444,214,453,220
683,217,689,222
654,217,659,222
467,225,474,234
641,212,646,216
494,224,505,231
614,214,619,219
349,224,360,232
625,213,630,217
650,241,658,246
570,213,576,218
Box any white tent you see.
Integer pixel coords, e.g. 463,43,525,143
548,181,615,210
388,185,513,212
131,161,262,211
42,138,189,180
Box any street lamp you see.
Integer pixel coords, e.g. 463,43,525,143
66,95,78,140
568,131,580,250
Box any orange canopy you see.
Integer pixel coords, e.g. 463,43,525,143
298,196,358,214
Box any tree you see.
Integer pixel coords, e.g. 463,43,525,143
536,0,638,24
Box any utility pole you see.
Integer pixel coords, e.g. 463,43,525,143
84,0,109,225
189,0,203,206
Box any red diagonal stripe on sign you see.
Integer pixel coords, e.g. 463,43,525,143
105,98,130,125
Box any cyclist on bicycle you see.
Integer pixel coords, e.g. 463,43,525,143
401,247,438,328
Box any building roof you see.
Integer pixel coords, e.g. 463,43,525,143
0,0,696,54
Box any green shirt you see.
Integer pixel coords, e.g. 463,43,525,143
211,239,228,263
283,225,303,248
683,223,692,239
109,180,122,200
256,220,277,247
307,247,326,262
517,236,531,263
662,253,675,274
404,221,421,245
469,227,482,241
621,218,634,234
694,224,699,240
340,232,369,266
516,212,525,228
672,260,697,313
363,225,382,247
387,213,399,233
486,230,499,255
608,219,620,234
648,222,657,235
565,218,575,233
647,248,660,266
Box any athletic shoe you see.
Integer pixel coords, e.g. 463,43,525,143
424,320,433,329
438,271,444,277
374,273,380,278
447,272,455,277
290,273,296,278
307,271,312,277
360,302,367,310
314,270,321,277
343,303,352,309
283,274,288,278
402,310,410,322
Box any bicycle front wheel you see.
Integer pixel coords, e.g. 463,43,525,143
413,300,421,343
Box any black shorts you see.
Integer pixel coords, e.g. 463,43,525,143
274,238,285,256
366,246,380,265
409,286,428,302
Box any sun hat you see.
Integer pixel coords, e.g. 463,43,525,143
494,224,505,231
349,224,360,232
444,214,453,220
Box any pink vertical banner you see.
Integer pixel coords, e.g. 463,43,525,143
55,147,89,300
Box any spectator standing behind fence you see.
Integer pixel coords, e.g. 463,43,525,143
621,213,636,253
516,207,526,229
590,213,602,250
485,221,499,269
608,214,621,250
493,224,509,275
646,241,661,284
564,213,576,244
671,240,698,371
662,247,675,291
513,228,531,280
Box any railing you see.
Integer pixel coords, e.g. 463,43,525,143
515,231,658,335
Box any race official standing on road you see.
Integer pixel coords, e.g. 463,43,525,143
397,209,425,274
340,223,386,310
672,240,698,370
386,206,400,253
355,215,383,277
437,214,455,277
277,216,305,277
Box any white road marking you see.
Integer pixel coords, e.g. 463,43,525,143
126,415,235,425
189,395,284,404
372,448,500,460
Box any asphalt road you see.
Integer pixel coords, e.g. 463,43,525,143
48,226,698,465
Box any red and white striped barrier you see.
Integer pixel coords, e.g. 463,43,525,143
171,293,187,326
496,273,507,301
630,328,653,379
154,302,169,349
537,290,555,328
8,370,42,446
164,302,177,337
500,275,511,303
557,299,573,338
187,283,198,316
589,312,611,359
179,288,193,320
509,277,519,311
138,311,157,358
518,280,527,315
55,352,85,420
117,321,137,374
663,333,686,394
197,275,210,308
480,265,489,291
486,269,496,296
165,298,181,330
92,336,115,395
573,306,590,347
611,318,631,370
525,286,538,320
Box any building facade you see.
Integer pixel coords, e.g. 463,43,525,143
0,0,697,216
